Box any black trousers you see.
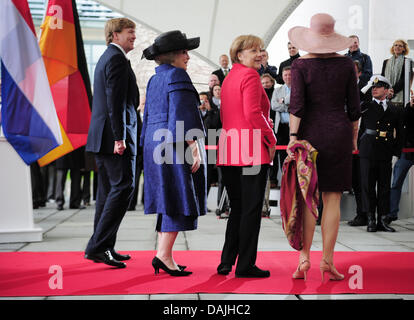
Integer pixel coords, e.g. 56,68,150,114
360,158,392,217
55,168,82,208
85,153,135,254
128,159,143,210
220,164,269,273
274,123,289,184
351,154,363,216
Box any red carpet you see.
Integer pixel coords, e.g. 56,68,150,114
1,251,414,297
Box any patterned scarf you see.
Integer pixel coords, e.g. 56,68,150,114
280,140,319,251
385,55,404,103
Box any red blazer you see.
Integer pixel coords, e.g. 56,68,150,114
217,63,276,166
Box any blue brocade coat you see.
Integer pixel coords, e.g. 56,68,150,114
140,64,207,219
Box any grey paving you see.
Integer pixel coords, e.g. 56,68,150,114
1,187,413,300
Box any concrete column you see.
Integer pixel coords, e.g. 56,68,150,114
0,138,43,243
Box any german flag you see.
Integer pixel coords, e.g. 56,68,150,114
37,0,92,166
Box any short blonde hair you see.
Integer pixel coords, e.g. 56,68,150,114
229,35,264,64
154,51,180,65
391,39,410,56
105,18,136,45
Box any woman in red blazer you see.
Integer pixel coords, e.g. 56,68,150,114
216,35,276,278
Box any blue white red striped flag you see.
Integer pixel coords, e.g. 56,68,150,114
0,0,62,165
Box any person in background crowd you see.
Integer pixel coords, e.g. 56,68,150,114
276,42,300,84
261,73,278,189
212,54,231,85
55,147,86,211
348,61,368,227
199,92,221,196
208,74,221,107
258,49,278,80
271,66,292,188
386,90,414,224
30,162,46,209
260,73,276,217
128,96,145,211
382,39,413,107
345,35,373,84
210,83,228,217
211,84,221,110
359,75,404,233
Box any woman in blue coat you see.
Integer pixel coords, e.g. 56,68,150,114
141,31,207,276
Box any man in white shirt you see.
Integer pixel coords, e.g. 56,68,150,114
212,54,230,84
271,66,292,187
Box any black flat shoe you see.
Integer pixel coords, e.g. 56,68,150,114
235,266,270,278
377,217,396,232
217,263,232,275
152,257,192,276
110,250,131,261
85,250,126,268
347,216,367,226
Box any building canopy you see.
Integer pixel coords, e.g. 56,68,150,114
96,0,302,66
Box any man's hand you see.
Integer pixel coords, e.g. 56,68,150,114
387,88,394,99
114,140,126,155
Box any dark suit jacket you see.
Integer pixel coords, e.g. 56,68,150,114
359,100,404,161
86,44,139,156
276,53,300,84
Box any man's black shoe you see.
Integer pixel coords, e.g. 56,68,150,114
85,250,126,268
383,215,397,225
110,250,131,261
367,213,376,232
57,204,64,211
347,215,367,227
70,205,86,209
235,266,270,278
377,216,396,232
217,263,232,275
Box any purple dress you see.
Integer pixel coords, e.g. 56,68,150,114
289,57,361,191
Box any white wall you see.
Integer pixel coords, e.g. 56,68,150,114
267,0,370,69
368,0,414,74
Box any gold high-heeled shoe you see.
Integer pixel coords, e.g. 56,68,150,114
292,259,311,281
320,259,344,282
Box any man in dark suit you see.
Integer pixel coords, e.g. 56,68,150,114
84,18,139,268
276,42,300,84
359,75,403,233
348,61,369,227
212,54,230,84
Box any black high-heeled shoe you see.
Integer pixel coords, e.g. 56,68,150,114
152,257,192,277
177,264,187,271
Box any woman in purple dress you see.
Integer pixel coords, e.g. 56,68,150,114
287,14,361,282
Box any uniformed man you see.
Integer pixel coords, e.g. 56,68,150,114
359,75,404,232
